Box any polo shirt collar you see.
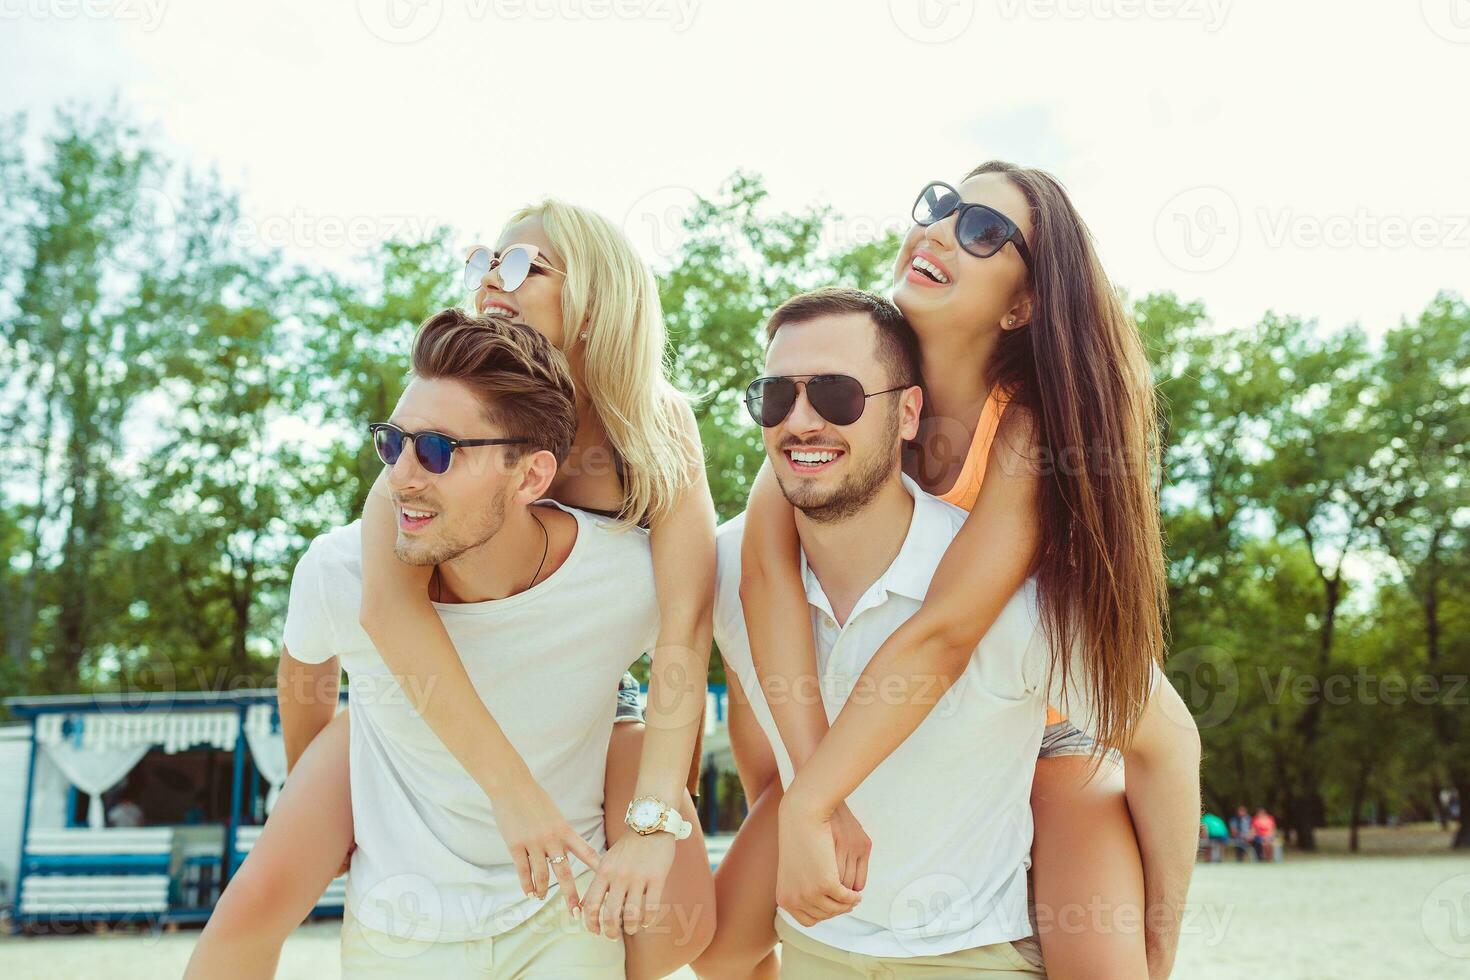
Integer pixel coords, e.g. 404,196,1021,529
798,474,948,617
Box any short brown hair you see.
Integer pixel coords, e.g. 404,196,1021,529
410,308,578,464
765,287,922,388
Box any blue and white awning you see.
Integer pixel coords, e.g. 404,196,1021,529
35,709,241,754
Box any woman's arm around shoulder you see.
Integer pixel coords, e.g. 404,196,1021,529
785,404,1043,816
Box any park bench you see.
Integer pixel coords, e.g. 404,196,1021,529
19,827,174,917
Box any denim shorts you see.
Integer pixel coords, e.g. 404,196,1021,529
615,671,644,724
1038,717,1120,764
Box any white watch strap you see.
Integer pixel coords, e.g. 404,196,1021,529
661,809,693,840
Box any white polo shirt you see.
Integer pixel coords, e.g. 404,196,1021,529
713,475,1103,958
283,503,659,943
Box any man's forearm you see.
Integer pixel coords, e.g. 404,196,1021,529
278,653,340,773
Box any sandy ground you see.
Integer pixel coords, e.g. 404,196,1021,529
3,829,1467,978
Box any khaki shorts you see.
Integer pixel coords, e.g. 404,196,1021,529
340,869,623,978
775,916,1044,978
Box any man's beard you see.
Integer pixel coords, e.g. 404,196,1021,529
777,408,901,525
394,489,508,567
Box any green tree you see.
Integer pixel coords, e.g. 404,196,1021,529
300,234,460,520
657,172,900,520
1363,292,1470,847
0,106,173,688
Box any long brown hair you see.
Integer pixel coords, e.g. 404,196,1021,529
974,160,1167,754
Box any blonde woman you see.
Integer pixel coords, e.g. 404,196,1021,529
186,200,717,980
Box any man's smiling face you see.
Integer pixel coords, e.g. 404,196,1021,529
761,311,919,524
383,377,523,566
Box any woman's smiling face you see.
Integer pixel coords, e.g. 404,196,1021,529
471,215,568,348
891,171,1034,341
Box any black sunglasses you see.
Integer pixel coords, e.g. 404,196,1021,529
912,180,1032,269
744,375,907,428
368,422,528,475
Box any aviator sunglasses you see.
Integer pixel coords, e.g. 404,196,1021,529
462,244,567,294
912,180,1032,269
744,374,907,428
368,422,528,475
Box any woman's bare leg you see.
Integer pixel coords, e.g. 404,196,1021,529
1030,754,1148,980
689,779,780,980
604,721,717,980
184,710,354,980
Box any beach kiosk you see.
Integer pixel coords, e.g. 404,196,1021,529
3,689,346,933
3,682,735,933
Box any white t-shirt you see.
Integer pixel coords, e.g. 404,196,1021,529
714,475,1133,959
283,503,659,942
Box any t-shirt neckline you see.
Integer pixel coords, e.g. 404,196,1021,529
428,501,587,614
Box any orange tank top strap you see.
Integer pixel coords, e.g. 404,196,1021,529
938,386,1011,512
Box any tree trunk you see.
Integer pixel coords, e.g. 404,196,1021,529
1288,560,1341,853
1348,763,1370,853
1451,771,1470,850
7,393,56,670
1289,793,1317,851
1415,536,1468,850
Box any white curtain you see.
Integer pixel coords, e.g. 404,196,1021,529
41,741,150,828
26,747,71,831
243,704,287,815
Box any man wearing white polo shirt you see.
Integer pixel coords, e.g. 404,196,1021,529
279,310,683,977
714,288,1092,976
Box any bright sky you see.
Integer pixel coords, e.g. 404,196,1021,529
2,0,1467,335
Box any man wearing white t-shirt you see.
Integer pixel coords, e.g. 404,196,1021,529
713,288,1150,976
280,310,669,977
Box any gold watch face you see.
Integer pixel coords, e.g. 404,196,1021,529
629,797,664,833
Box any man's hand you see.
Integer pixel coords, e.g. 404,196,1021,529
490,771,603,916
580,832,676,939
776,789,862,926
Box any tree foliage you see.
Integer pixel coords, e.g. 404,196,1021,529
1,107,1465,848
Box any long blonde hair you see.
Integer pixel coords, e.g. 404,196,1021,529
506,199,698,528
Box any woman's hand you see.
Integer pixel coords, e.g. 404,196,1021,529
579,832,676,939
334,840,356,878
829,801,871,893
490,771,603,915
775,789,863,926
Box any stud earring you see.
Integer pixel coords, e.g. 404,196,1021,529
1007,316,1016,326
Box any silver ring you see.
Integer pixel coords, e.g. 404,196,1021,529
548,854,566,865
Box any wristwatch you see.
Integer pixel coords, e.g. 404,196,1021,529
625,795,693,840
